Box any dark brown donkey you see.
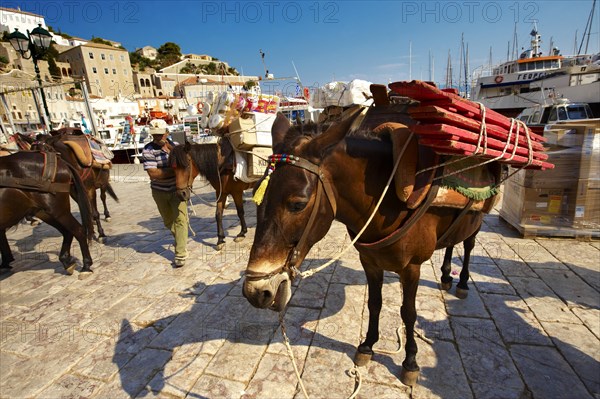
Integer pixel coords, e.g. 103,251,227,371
169,139,253,250
33,130,118,242
0,151,94,274
242,110,486,386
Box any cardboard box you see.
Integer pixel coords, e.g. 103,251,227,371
501,179,573,226
501,120,599,235
229,113,275,149
247,147,272,177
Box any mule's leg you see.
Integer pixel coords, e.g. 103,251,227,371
439,245,454,291
354,264,383,366
0,229,14,269
456,229,479,299
215,196,226,251
100,187,111,221
38,217,78,275
399,263,421,386
232,189,247,242
91,189,107,242
41,213,94,275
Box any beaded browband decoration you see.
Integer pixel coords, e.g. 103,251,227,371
253,154,300,205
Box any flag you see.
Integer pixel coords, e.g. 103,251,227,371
295,84,301,97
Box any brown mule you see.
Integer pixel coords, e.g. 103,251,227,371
0,151,94,274
169,139,254,250
242,110,485,387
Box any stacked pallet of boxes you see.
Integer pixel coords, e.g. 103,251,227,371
228,111,274,183
499,120,600,237
198,91,277,182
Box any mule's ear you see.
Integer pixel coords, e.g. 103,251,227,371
307,105,364,153
271,112,291,148
184,141,191,151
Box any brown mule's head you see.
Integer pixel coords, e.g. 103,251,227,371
243,108,363,311
169,141,195,202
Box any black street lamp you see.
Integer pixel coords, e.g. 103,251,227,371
8,24,53,127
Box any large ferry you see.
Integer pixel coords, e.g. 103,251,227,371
472,27,600,118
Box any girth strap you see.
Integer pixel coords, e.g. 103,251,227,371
436,198,475,247
351,182,440,250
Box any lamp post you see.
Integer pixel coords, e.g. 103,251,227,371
8,24,52,128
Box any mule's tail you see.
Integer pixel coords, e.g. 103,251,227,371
105,182,119,202
65,162,94,241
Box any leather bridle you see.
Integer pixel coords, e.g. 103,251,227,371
174,152,195,193
244,154,337,282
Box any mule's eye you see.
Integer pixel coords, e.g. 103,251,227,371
287,201,308,213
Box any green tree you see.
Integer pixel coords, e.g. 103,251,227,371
90,36,114,46
129,51,157,71
205,62,217,74
156,42,182,68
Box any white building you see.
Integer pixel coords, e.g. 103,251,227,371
0,7,47,36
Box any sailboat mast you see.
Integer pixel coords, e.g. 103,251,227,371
512,22,518,59
458,34,464,94
465,43,470,98
409,41,412,80
578,0,596,55
445,50,453,88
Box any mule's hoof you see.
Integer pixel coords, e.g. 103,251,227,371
105,217,112,222
233,235,245,243
216,243,225,251
97,236,107,244
400,368,420,387
439,281,452,291
456,287,469,299
78,270,93,280
65,263,77,275
0,266,12,274
353,347,373,367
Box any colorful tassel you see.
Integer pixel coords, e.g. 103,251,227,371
253,175,270,205
252,154,299,205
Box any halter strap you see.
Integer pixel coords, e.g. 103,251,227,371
246,153,337,280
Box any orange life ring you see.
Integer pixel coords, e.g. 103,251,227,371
303,87,310,100
196,101,203,113
494,75,504,84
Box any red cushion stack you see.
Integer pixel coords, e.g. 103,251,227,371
388,80,554,170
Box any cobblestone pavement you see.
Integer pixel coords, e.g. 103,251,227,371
1,166,598,399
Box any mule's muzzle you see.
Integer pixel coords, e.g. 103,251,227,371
176,188,190,202
243,271,291,312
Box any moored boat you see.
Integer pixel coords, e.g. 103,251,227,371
473,26,600,118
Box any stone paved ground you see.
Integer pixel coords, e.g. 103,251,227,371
1,167,598,399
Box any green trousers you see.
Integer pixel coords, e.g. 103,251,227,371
151,189,189,261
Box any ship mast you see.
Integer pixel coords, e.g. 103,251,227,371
530,22,541,57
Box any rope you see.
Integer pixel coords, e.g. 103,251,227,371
279,312,363,399
279,312,310,399
413,102,537,189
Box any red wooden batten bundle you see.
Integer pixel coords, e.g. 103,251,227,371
388,80,554,170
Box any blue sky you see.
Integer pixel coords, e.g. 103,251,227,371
9,1,599,90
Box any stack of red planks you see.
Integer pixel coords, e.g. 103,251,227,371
388,80,554,170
